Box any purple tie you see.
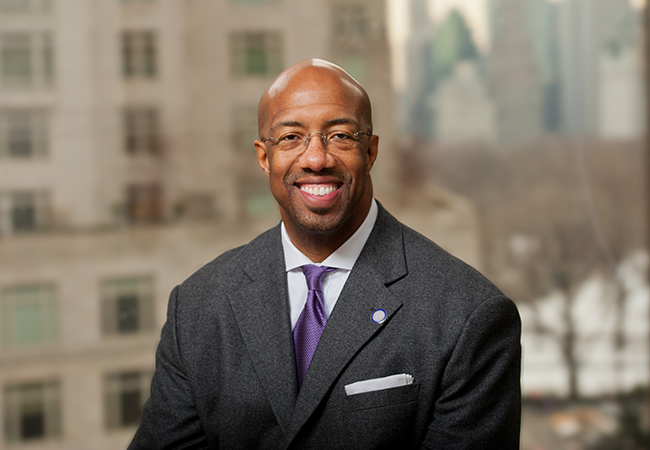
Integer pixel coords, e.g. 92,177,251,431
293,264,337,388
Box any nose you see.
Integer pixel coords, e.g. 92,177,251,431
298,133,334,172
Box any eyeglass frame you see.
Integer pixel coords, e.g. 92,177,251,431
260,130,372,151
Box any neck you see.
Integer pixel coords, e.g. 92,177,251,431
283,197,372,263
288,234,344,263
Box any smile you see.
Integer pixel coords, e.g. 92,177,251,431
299,185,339,196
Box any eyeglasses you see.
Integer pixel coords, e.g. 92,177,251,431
261,130,372,152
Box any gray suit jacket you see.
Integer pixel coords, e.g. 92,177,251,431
130,204,521,449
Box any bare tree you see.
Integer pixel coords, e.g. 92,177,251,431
428,139,646,399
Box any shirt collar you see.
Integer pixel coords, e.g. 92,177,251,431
281,199,378,272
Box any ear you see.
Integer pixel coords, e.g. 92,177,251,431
365,134,379,173
254,140,271,177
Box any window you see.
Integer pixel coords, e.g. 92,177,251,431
101,277,154,336
122,31,157,79
231,105,258,153
0,0,30,10
332,4,368,37
230,0,278,4
0,32,53,88
0,0,51,13
1,284,57,349
12,193,36,232
104,371,151,429
177,193,215,220
126,184,163,223
338,53,368,83
4,381,60,443
230,32,282,78
123,107,161,155
0,191,50,233
0,109,48,158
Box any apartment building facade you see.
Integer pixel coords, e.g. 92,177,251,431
0,0,398,448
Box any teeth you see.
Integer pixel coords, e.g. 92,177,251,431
301,186,336,196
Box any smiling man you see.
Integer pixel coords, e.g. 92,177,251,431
255,59,377,262
129,59,521,450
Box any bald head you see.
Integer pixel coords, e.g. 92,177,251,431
257,59,372,137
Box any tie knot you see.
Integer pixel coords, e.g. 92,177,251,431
301,264,337,291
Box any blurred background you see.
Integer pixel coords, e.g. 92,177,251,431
0,0,648,448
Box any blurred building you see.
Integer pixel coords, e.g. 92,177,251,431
402,0,435,141
487,0,544,145
553,0,639,136
521,0,562,133
432,61,497,145
598,10,646,140
419,0,643,145
0,0,405,448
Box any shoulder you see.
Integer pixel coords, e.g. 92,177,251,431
404,224,500,296
375,205,509,312
377,211,520,349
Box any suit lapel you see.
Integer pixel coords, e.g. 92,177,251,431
227,226,298,436
285,205,408,444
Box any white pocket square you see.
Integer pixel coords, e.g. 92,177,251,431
344,373,414,396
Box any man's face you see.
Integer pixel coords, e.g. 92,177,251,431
255,71,378,237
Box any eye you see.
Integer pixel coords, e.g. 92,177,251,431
278,133,303,142
329,132,354,142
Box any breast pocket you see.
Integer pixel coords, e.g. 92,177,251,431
343,383,420,412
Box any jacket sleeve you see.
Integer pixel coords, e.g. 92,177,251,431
421,295,522,450
128,286,210,450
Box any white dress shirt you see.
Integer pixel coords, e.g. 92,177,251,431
281,199,379,330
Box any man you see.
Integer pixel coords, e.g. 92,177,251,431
129,59,521,449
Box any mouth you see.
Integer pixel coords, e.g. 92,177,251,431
298,184,339,196
287,170,350,208
294,179,343,206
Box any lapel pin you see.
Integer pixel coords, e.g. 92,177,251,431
371,308,387,324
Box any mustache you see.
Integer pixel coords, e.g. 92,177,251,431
284,168,351,185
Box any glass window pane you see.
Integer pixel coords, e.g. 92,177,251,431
117,295,139,333
122,31,157,79
0,0,30,9
119,390,141,426
8,126,32,157
332,4,368,37
15,301,42,344
21,411,44,440
1,33,32,87
122,33,133,77
41,33,53,85
1,285,57,348
104,371,152,429
11,192,36,232
0,0,51,12
3,381,60,443
123,107,161,155
101,277,154,336
0,110,48,159
143,32,156,77
231,105,258,152
230,32,282,78
231,0,279,4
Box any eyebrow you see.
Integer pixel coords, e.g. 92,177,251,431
270,117,359,133
326,118,359,128
270,120,304,132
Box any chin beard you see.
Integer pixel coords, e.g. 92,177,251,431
291,207,348,234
